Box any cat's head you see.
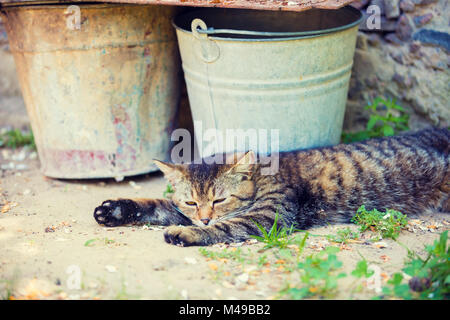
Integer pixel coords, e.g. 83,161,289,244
154,151,257,227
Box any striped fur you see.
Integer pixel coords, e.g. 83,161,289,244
93,128,449,246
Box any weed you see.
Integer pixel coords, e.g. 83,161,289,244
0,269,20,300
342,97,409,143
251,212,295,249
0,128,36,149
326,227,360,244
281,246,346,299
380,231,449,300
114,277,140,300
351,205,408,240
293,232,309,257
198,247,248,264
0,278,15,300
163,183,174,198
351,259,375,279
84,237,116,247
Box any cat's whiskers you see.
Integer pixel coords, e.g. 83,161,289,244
215,207,251,223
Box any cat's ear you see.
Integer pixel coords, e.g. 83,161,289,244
153,160,184,185
226,151,257,177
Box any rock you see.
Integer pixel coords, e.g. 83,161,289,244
105,265,117,273
392,73,413,88
373,241,389,248
380,17,399,31
152,264,166,271
413,13,433,27
412,29,450,51
399,0,415,12
180,289,189,299
11,149,27,161
0,162,14,170
409,41,421,53
390,52,404,64
412,97,429,115
409,276,432,292
15,163,28,170
184,257,198,265
408,41,423,58
351,0,370,9
114,175,124,182
353,49,377,75
236,273,249,284
424,51,447,70
367,33,382,47
396,14,414,41
420,0,438,4
385,33,404,45
384,0,400,19
364,76,379,88
370,0,385,15
356,33,369,50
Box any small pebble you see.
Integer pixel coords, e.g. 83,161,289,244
105,265,117,273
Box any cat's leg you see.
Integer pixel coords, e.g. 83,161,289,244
93,198,192,227
164,203,298,246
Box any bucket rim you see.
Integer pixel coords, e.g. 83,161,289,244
172,6,363,42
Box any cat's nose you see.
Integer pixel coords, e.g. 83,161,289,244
200,218,210,225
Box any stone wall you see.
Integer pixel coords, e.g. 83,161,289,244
345,0,449,131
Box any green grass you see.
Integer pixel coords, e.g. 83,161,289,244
198,247,248,264
0,128,36,149
163,183,174,198
251,212,295,250
351,205,408,240
326,227,360,244
0,278,16,300
0,270,19,300
378,231,449,300
84,237,116,247
281,246,347,299
342,97,409,143
196,205,445,300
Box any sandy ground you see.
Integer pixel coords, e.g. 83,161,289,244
0,99,448,300
0,145,448,300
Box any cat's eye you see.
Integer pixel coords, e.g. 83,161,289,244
185,201,197,206
213,198,226,206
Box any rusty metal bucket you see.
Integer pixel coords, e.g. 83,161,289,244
173,7,362,157
1,3,181,179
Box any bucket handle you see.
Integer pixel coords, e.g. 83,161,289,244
194,27,325,38
191,19,220,63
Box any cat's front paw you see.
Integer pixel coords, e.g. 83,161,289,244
164,226,205,246
93,199,141,227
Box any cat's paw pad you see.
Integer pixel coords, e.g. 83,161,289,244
93,199,138,227
163,226,203,246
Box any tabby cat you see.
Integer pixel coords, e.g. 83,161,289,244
93,128,449,246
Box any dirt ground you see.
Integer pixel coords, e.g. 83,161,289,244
0,103,448,300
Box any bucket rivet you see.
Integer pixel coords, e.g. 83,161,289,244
191,18,220,63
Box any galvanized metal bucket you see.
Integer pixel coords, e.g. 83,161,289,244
173,7,363,157
1,3,181,178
